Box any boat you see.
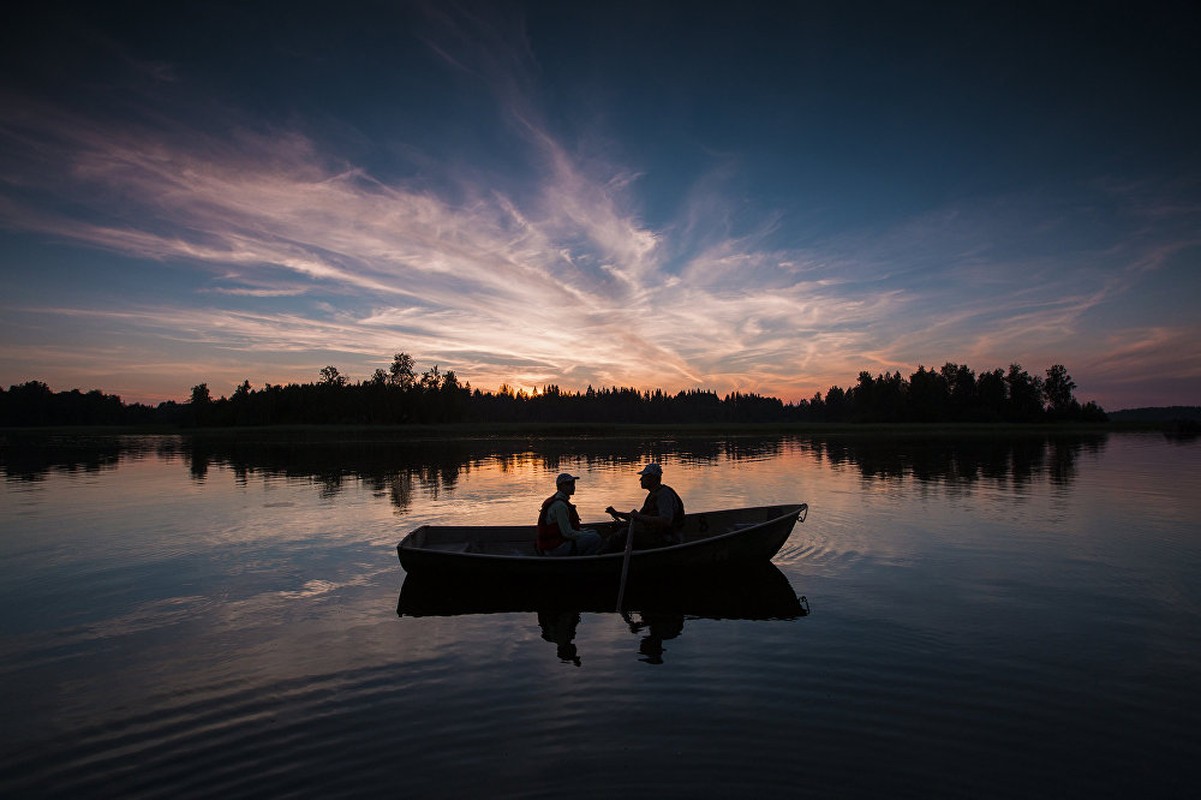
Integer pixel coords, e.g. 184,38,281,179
396,502,808,579
397,561,809,619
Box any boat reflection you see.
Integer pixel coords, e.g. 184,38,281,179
397,562,809,665
397,561,806,618
534,609,689,666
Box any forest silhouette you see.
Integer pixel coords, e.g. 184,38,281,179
2,355,1107,427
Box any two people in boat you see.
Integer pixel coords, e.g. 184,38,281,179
536,463,684,557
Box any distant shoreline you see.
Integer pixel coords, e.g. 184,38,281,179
0,420,1177,442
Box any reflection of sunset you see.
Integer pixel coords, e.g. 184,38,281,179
3,430,1199,796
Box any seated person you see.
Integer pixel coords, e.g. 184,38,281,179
536,473,603,556
600,463,685,553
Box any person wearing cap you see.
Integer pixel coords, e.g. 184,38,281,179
600,463,685,553
536,473,603,556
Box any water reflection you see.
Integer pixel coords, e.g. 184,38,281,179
806,432,1107,487
398,563,808,664
536,609,687,666
177,433,799,511
621,611,684,665
3,431,1108,502
2,429,1195,797
541,609,688,666
1163,422,1201,444
538,609,583,665
0,433,173,481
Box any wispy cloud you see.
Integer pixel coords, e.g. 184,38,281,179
2,6,1199,409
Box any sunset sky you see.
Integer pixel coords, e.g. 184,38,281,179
2,1,1198,410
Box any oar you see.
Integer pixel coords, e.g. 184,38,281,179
615,519,635,611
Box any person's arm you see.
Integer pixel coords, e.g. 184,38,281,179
605,505,631,522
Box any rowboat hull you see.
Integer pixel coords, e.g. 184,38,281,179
396,503,807,579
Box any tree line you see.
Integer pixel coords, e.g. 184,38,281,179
1,355,1106,427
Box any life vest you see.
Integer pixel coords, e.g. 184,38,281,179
536,492,581,553
641,484,685,530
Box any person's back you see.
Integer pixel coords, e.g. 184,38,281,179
639,482,684,543
601,463,684,552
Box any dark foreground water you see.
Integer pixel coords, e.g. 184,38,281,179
1,430,1199,797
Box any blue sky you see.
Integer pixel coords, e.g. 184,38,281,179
2,1,1198,409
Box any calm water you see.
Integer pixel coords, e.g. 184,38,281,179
1,430,1199,797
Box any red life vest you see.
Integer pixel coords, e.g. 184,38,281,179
536,492,581,553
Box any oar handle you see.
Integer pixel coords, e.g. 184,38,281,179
615,519,635,611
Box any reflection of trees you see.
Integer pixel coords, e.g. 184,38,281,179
802,433,1107,489
0,433,167,482
178,435,481,512
379,472,415,511
4,431,1105,499
173,434,796,512
1163,420,1201,443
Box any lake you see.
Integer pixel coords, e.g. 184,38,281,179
1,429,1198,797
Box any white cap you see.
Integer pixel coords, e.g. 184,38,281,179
637,463,662,477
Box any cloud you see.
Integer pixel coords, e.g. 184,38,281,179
2,6,1199,409
1093,327,1201,381
0,90,791,395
